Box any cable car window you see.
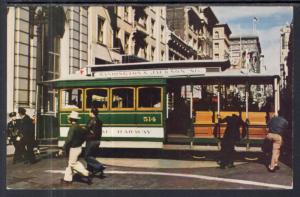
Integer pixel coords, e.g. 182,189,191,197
138,87,162,109
86,88,108,110
111,88,134,109
60,89,82,110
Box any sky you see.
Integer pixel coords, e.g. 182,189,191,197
211,6,293,74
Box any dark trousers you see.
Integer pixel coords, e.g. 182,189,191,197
12,141,26,163
25,142,36,163
85,140,103,172
220,138,236,166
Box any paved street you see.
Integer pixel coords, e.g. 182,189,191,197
6,148,293,190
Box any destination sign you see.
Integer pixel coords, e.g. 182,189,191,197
94,67,206,78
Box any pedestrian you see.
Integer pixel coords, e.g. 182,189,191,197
18,107,37,164
218,113,246,169
85,107,105,178
265,115,288,172
59,111,91,184
7,112,25,164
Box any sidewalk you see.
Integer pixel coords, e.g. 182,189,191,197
6,144,58,157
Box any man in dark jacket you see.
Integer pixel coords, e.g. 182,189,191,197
7,112,25,164
266,115,288,172
18,107,36,164
218,113,245,169
85,107,105,177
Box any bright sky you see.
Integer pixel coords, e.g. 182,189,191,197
211,6,293,74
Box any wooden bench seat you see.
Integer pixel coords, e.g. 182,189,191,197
194,111,214,138
246,112,267,126
193,111,269,139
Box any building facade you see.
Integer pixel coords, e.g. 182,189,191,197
229,35,262,73
88,6,169,64
212,24,231,60
166,6,218,60
167,31,196,60
279,24,291,90
7,5,171,117
7,6,89,116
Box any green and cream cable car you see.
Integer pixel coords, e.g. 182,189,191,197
44,60,280,149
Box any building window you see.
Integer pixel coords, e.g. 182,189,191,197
193,39,197,48
97,17,105,44
161,50,165,61
215,31,219,39
85,88,108,110
113,28,120,48
188,34,193,46
114,7,119,16
60,89,83,111
124,32,130,54
282,34,289,49
161,25,164,41
47,37,60,79
151,46,155,61
151,19,155,36
215,53,219,59
144,44,148,59
45,36,61,112
161,8,164,17
124,6,129,21
111,88,134,110
214,43,219,49
138,87,162,109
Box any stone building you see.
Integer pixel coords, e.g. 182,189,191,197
7,6,89,117
167,31,197,60
6,5,169,118
166,6,218,60
87,6,169,64
279,24,291,90
212,24,231,60
229,35,262,73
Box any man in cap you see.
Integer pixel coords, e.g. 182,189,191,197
18,107,36,164
7,112,25,164
59,111,91,184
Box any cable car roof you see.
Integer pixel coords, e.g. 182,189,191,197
87,59,231,72
42,60,279,86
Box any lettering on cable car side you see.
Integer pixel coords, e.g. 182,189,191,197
94,68,206,78
102,127,163,138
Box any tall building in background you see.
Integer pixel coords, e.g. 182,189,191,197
166,6,218,60
167,31,197,60
229,35,262,73
280,24,291,90
212,24,231,60
88,6,169,64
